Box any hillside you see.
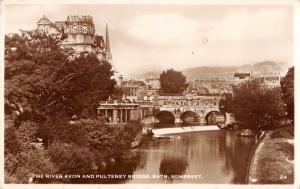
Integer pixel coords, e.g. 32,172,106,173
137,61,290,79
183,61,289,79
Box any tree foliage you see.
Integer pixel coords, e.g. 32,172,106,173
224,80,284,130
159,69,188,94
46,120,141,176
4,30,141,183
281,66,294,123
5,30,115,121
4,121,56,183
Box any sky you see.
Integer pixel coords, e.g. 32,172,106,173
3,4,293,76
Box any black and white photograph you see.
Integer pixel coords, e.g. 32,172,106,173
1,0,296,187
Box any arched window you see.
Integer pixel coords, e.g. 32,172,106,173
83,26,88,33
73,25,78,32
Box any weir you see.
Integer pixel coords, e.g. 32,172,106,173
151,125,221,135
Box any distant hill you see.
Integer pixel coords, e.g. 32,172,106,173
141,71,160,79
137,61,290,79
183,61,289,79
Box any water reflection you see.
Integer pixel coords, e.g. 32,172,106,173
55,129,254,184
159,158,188,181
127,129,255,184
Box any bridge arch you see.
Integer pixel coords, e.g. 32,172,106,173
180,111,199,124
155,111,175,124
205,111,226,125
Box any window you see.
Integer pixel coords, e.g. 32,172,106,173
73,25,78,32
83,35,88,43
83,26,88,33
72,34,76,41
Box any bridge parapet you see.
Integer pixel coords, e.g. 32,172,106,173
153,95,224,124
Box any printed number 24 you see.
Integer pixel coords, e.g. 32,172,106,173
280,175,287,179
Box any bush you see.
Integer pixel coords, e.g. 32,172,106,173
48,141,96,175
5,148,56,183
5,120,57,183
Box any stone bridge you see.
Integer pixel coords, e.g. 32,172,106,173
97,94,226,125
153,95,225,125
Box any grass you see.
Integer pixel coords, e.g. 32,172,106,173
270,127,294,139
249,127,294,184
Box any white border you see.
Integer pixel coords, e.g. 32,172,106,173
0,0,298,189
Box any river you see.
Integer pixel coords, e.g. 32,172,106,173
101,127,255,184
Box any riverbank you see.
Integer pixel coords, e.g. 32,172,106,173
151,125,220,135
247,127,294,184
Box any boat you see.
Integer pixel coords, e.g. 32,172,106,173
152,135,175,140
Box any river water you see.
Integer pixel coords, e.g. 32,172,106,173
104,128,255,184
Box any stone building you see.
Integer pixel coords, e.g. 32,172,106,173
97,98,153,124
36,15,111,62
121,80,148,101
233,72,251,85
260,76,281,89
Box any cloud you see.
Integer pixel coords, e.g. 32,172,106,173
3,5,293,75
128,13,204,45
208,8,292,42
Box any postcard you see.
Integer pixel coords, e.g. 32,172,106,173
1,0,297,188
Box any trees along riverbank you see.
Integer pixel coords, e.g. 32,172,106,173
4,31,141,183
221,67,294,184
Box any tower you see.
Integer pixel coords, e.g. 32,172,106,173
63,15,96,53
105,23,112,63
105,24,118,74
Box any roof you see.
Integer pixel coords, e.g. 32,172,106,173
54,21,66,30
234,73,251,79
122,80,146,87
263,76,280,81
37,16,52,25
94,35,105,48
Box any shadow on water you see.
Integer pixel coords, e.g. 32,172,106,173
219,130,255,183
159,158,188,181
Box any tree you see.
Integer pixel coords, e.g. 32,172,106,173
223,80,284,130
281,66,294,124
159,69,188,94
5,30,116,121
60,53,115,118
5,31,71,120
4,121,56,184
45,119,141,178
4,30,141,184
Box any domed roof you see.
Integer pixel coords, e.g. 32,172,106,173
37,15,52,25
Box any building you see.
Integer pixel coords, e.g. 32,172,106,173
36,15,111,62
144,78,160,90
37,15,61,34
97,98,153,124
233,72,251,85
185,78,233,96
121,80,148,101
260,76,281,89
